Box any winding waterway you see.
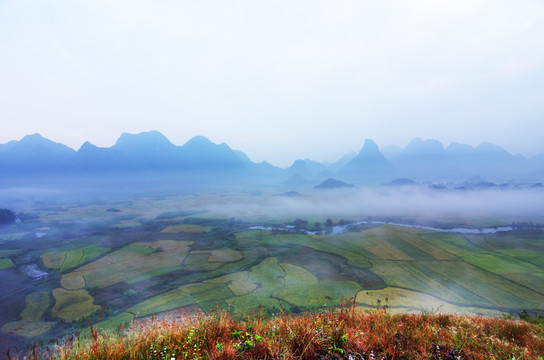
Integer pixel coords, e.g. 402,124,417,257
250,221,513,235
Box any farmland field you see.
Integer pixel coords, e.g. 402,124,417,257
0,192,543,356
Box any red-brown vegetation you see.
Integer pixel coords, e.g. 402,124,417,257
18,302,544,359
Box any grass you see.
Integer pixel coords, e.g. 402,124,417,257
0,257,14,269
20,303,544,359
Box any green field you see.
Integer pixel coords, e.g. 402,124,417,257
1,194,544,353
0,257,14,269
42,245,110,272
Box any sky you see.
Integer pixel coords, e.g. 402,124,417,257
1,1,543,167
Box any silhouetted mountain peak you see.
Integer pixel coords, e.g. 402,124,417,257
314,178,354,189
178,135,247,170
403,138,445,156
20,133,46,143
114,130,176,153
183,135,216,148
289,158,324,170
78,141,98,152
359,139,381,156
350,139,388,162
13,133,76,156
338,139,394,182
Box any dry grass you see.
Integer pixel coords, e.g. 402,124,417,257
19,301,544,360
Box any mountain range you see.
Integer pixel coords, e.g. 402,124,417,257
0,131,543,187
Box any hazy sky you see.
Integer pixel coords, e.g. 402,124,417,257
1,1,543,167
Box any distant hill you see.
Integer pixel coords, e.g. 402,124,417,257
314,178,354,189
338,139,396,183
277,191,304,197
0,131,258,176
177,136,247,170
287,159,327,179
76,141,130,171
391,138,455,181
0,133,76,173
0,132,543,185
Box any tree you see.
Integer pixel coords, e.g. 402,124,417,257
293,218,308,229
0,208,16,224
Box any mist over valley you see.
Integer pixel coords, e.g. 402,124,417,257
2,0,544,356
1,131,543,357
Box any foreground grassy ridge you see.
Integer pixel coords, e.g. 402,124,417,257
28,306,544,360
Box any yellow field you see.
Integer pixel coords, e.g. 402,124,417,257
61,272,86,290
42,251,66,269
355,287,503,316
51,288,101,322
225,272,258,296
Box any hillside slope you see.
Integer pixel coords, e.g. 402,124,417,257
22,307,544,359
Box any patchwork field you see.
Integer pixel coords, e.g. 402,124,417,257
42,245,110,272
1,195,543,356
